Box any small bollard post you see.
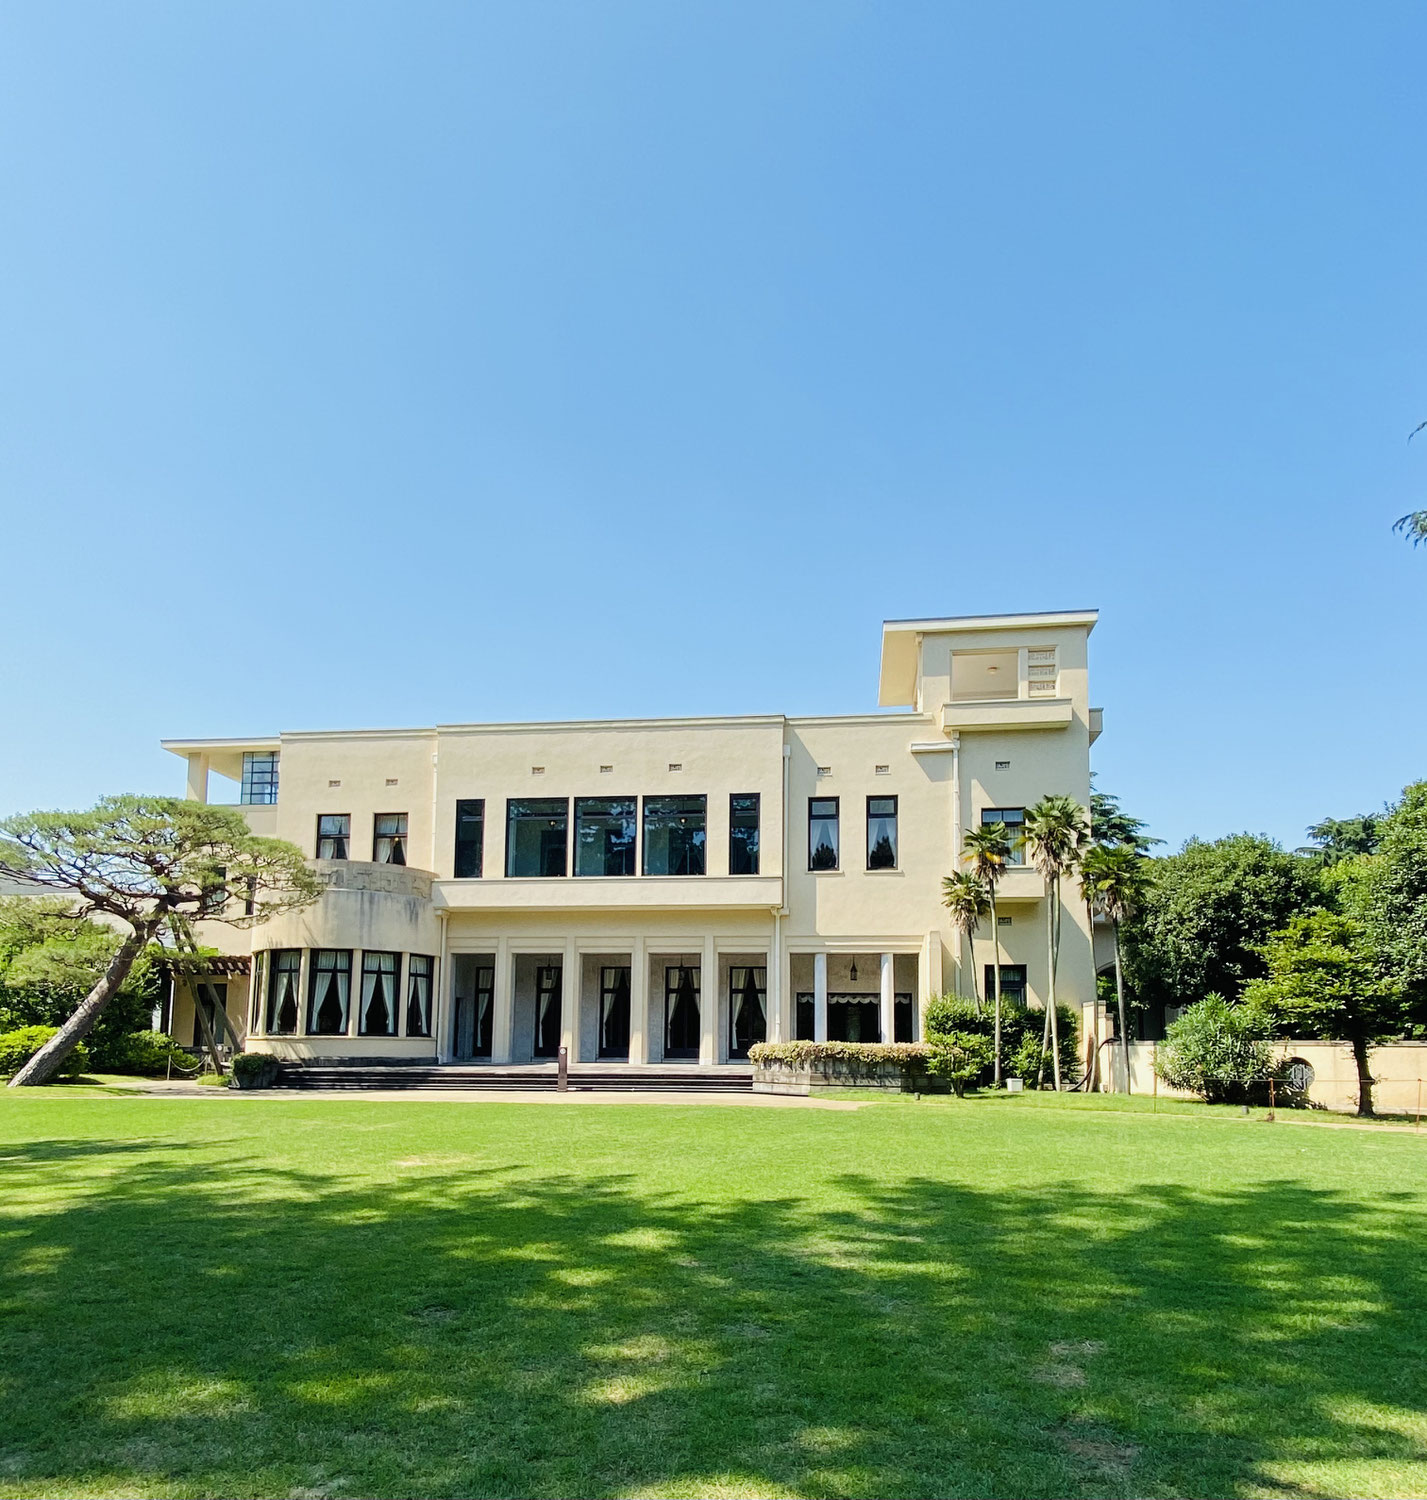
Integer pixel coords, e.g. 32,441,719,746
1267,1078,1276,1123
557,1044,568,1093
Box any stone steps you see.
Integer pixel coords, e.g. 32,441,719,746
274,1064,754,1093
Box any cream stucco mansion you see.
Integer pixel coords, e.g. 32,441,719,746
163,611,1102,1070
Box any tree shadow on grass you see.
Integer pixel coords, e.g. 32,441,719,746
1,1138,1425,1498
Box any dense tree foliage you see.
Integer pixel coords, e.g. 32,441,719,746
1242,912,1407,1117
1154,993,1277,1105
1122,834,1321,1009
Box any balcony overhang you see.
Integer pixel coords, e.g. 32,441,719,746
434,875,785,913
161,737,280,784
992,866,1047,902
941,698,1075,733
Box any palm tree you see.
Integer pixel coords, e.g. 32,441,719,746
1023,794,1089,1090
961,821,1019,1084
941,871,991,1013
1080,841,1147,1094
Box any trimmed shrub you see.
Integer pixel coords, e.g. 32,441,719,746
926,1033,995,1096
0,1026,90,1079
1155,994,1279,1105
229,1051,281,1089
923,995,1081,1088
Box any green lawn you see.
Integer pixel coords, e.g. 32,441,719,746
2,1093,1425,1499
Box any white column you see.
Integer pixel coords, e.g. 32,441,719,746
769,912,783,1043
628,937,648,1064
561,937,579,1061
880,951,895,1045
434,914,451,1061
700,936,718,1064
492,938,513,1063
813,952,828,1042
185,753,210,803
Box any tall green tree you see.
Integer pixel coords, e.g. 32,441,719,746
941,871,991,1012
1079,841,1148,1092
1089,779,1161,855
960,821,1019,1086
1122,834,1321,1012
1023,795,1088,1090
0,797,319,1087
1330,781,1427,1012
1241,912,1406,1117
1297,814,1381,866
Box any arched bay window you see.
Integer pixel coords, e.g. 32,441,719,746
266,950,300,1035
360,952,399,1036
308,950,351,1034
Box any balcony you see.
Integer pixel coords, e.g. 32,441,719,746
941,698,1074,734
434,874,784,913
990,865,1046,902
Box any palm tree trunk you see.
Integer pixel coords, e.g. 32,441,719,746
1350,1035,1375,1117
1113,918,1131,1095
1048,878,1062,1090
989,888,1002,1086
7,924,155,1087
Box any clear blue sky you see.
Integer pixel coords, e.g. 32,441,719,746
2,0,1424,851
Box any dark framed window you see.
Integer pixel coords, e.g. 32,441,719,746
249,952,267,1031
574,797,636,877
317,814,350,860
984,964,1028,1007
452,957,494,1060
643,796,706,876
729,794,760,875
981,807,1026,865
266,950,301,1034
373,813,408,865
359,951,399,1036
307,949,351,1034
664,964,701,1058
534,965,562,1057
406,955,434,1037
795,992,814,1041
506,798,568,877
191,982,227,1048
867,796,898,870
599,966,631,1059
454,799,484,878
808,797,839,870
729,965,767,1058
240,751,279,805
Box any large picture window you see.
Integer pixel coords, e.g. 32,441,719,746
373,813,408,865
574,797,636,877
981,807,1026,865
240,751,279,805
867,796,898,870
643,796,706,876
359,951,399,1036
506,799,568,877
808,798,839,870
454,799,484,878
406,955,433,1037
729,794,760,875
316,814,350,860
265,950,301,1035
308,949,352,1034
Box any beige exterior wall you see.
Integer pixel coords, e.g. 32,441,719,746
162,610,1102,1067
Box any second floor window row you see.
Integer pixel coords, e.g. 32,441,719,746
316,812,408,863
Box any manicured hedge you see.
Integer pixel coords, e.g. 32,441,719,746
0,1026,90,1079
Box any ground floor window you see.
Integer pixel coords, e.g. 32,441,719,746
664,965,700,1058
360,952,399,1036
406,955,433,1037
191,982,227,1048
266,950,301,1035
793,991,914,1043
984,965,1028,1008
452,961,494,1060
599,966,631,1059
535,965,562,1058
729,966,766,1059
308,950,352,1034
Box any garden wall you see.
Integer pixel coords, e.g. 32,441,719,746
1103,1039,1427,1116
